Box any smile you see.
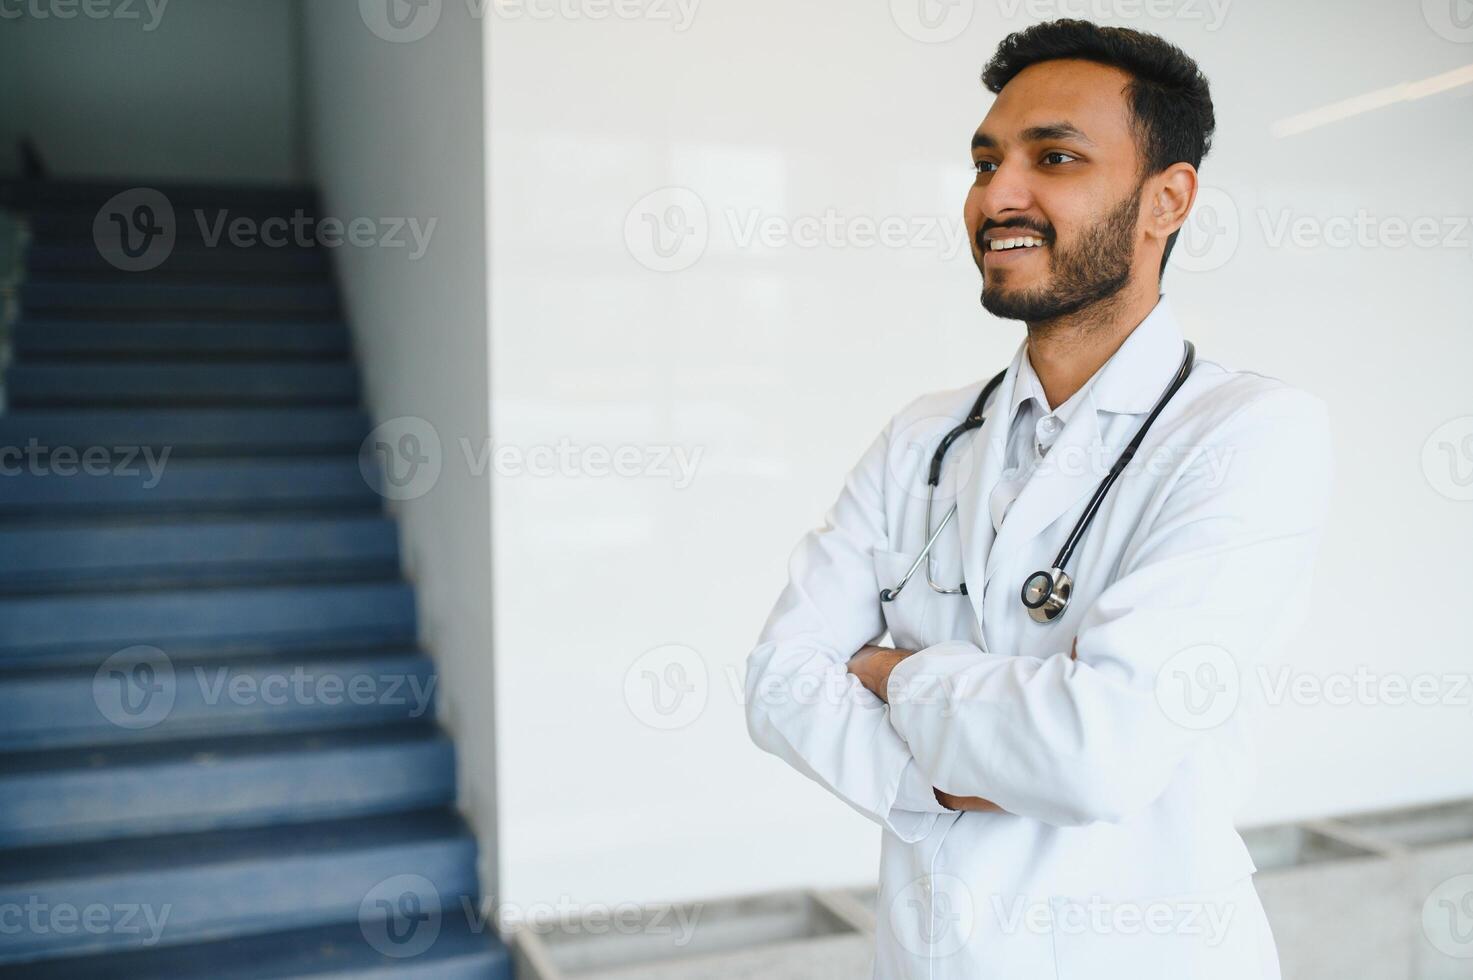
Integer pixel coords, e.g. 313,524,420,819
987,235,1046,251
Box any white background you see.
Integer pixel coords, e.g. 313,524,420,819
485,0,1473,908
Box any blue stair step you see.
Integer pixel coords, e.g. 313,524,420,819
0,725,455,847
12,318,350,358
0,178,317,213
6,361,358,407
19,282,339,315
23,243,330,280
0,515,398,592
0,808,480,964
0,408,370,458
0,581,416,666
0,905,512,979
0,647,436,750
0,456,381,518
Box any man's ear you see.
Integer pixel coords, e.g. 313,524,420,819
1147,162,1198,243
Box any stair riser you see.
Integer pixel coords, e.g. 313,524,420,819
0,739,454,847
0,180,317,212
12,320,350,358
0,517,396,590
0,916,508,979
20,283,339,316
23,210,339,246
0,460,382,519
0,411,369,460
7,364,357,407
24,246,330,281
0,653,436,751
0,840,478,964
0,584,416,664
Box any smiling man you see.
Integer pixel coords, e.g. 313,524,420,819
745,19,1334,979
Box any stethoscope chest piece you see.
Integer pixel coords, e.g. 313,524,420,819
1021,566,1072,624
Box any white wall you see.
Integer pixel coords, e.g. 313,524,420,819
299,0,498,895
485,0,1473,911
0,0,302,181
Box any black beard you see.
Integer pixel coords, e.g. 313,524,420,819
980,180,1142,324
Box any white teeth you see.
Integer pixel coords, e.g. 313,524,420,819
989,236,1045,251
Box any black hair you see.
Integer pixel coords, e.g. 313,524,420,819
981,18,1215,277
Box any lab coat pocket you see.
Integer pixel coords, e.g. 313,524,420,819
1048,875,1271,980
872,549,935,651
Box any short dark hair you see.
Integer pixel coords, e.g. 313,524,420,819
981,18,1215,277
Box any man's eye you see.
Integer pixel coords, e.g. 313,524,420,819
973,160,997,175
1043,151,1078,165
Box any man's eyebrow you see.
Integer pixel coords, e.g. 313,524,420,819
972,121,1096,150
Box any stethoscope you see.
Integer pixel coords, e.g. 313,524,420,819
880,340,1196,623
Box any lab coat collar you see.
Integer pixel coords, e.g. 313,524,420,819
952,293,1188,631
1005,292,1184,421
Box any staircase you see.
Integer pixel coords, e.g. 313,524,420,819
0,179,512,978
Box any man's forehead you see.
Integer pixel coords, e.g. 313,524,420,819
975,59,1133,146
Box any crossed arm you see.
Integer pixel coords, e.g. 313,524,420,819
845,639,1079,814
746,389,1331,837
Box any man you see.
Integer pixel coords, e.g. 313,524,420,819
744,19,1333,979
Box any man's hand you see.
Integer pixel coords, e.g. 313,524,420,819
846,644,912,703
934,788,1005,812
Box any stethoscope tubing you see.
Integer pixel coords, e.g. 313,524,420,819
880,340,1196,615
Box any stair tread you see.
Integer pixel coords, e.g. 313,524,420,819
0,808,469,885
0,906,509,979
0,722,445,777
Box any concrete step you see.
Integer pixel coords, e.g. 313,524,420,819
0,581,416,666
0,725,455,847
6,361,357,407
0,808,479,964
0,647,435,751
0,515,398,593
12,318,350,358
0,456,381,519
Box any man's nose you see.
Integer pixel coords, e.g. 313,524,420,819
977,158,1034,220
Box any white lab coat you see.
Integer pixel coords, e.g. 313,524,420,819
745,294,1333,979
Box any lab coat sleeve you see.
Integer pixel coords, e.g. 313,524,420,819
745,420,949,842
885,388,1335,827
